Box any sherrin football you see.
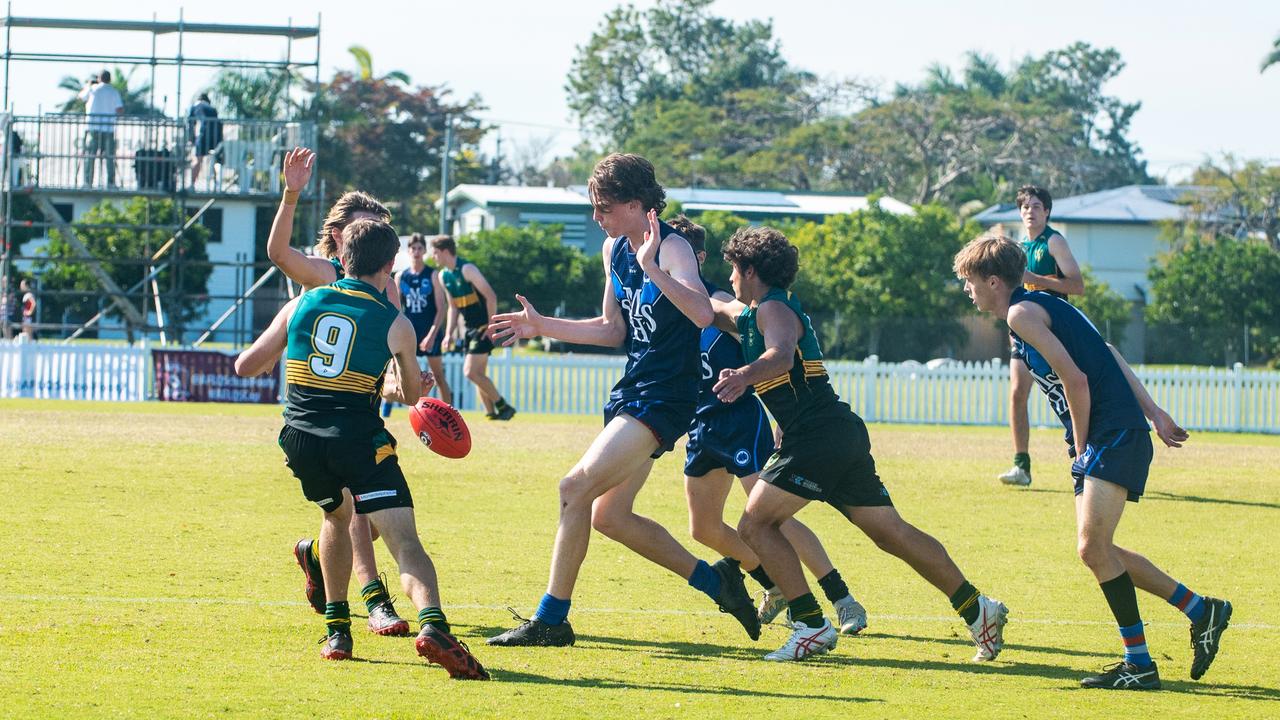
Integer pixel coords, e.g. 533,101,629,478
408,397,471,459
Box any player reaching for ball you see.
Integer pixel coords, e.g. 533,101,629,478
668,215,869,635
956,233,1231,690
266,147,410,638
711,226,1008,662
237,216,489,678
484,153,761,647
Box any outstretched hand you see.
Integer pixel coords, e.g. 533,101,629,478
713,367,751,404
637,208,662,271
488,294,544,347
1152,408,1189,448
282,147,315,192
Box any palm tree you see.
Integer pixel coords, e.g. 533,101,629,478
208,68,298,119
57,66,161,116
347,45,411,84
1263,34,1280,73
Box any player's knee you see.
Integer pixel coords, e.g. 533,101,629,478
590,502,628,538
689,517,719,546
862,518,908,553
558,472,596,510
736,512,766,546
1077,535,1110,568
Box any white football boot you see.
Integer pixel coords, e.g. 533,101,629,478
998,466,1032,486
763,618,838,661
967,595,1009,661
833,595,868,635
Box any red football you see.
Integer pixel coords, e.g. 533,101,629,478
408,397,471,459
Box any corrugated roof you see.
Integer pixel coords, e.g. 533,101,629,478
450,184,911,216
974,185,1208,224
448,184,593,207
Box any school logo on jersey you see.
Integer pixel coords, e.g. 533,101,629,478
1014,337,1068,416
404,285,429,314
619,285,657,345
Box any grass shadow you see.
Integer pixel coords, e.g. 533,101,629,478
876,631,1115,660
493,668,879,703
1143,490,1280,511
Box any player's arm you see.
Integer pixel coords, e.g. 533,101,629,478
383,315,428,404
1025,234,1085,296
385,273,402,310
1007,303,1091,457
265,148,335,290
462,263,498,334
637,210,713,328
1106,343,1189,448
423,277,448,350
489,237,627,348
234,297,299,377
444,302,459,349
710,291,745,337
713,299,799,404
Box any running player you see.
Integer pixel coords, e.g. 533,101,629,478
397,233,452,406
955,233,1230,690
713,226,1008,662
234,218,488,678
484,154,758,646
430,236,515,420
669,215,868,633
265,147,410,636
1000,185,1084,487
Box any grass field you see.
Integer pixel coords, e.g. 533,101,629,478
1,399,1277,718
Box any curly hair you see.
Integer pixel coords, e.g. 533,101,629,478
665,214,705,254
315,191,391,259
722,226,798,289
587,153,666,214
953,232,1026,289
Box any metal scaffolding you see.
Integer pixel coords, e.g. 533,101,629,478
0,8,321,346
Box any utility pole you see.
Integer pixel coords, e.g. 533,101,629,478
439,114,453,235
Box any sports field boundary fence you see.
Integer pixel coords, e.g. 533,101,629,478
1,342,1276,434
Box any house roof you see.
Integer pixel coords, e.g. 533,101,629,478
446,184,912,216
974,185,1209,225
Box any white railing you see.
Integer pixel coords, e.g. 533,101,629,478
0,341,149,401
2,342,1276,434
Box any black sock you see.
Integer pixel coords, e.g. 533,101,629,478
787,593,823,627
495,397,511,411
747,565,774,590
1099,571,1142,627
950,580,981,625
816,569,850,603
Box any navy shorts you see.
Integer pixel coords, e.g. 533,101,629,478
278,425,413,514
685,402,774,478
416,333,443,358
1071,428,1153,502
759,413,893,509
604,396,695,459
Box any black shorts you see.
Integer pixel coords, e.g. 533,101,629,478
1071,428,1152,502
278,425,413,514
685,402,774,479
759,414,893,508
464,326,494,355
603,396,696,460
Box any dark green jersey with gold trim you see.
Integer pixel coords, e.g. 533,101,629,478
737,288,850,433
1021,225,1066,298
283,277,398,438
441,258,489,329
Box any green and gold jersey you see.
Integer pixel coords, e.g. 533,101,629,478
440,258,489,329
1021,225,1065,297
283,277,398,438
737,288,845,433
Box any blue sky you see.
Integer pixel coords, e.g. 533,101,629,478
9,0,1279,182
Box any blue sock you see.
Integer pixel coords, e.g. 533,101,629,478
532,593,570,626
687,560,721,601
1167,583,1206,623
1119,621,1152,668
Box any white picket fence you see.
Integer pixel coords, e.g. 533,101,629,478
2,341,1277,433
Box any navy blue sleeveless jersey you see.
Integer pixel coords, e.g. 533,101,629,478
1009,287,1147,446
398,266,439,342
608,220,701,403
695,282,762,420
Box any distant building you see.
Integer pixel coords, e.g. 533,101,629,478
443,184,913,251
972,184,1208,361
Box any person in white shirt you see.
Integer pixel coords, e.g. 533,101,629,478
78,71,124,187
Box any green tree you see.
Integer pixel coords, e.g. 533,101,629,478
1189,157,1280,251
35,198,211,338
787,202,979,360
208,68,298,119
346,45,411,85
1147,235,1280,365
1074,266,1131,347
57,67,162,116
1262,33,1280,73
685,209,748,288
455,224,599,317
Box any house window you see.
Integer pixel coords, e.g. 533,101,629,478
187,206,224,243
51,202,73,223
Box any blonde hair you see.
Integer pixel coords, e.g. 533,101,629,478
953,233,1026,288
315,191,391,259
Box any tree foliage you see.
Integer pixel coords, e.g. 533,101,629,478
208,68,297,120
1147,235,1280,365
454,224,600,317
1188,157,1280,251
1074,266,1131,348
35,198,211,337
58,67,162,117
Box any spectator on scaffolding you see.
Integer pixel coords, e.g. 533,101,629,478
78,70,123,188
187,92,222,185
19,278,36,341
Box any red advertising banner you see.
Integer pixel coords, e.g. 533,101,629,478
153,349,279,403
